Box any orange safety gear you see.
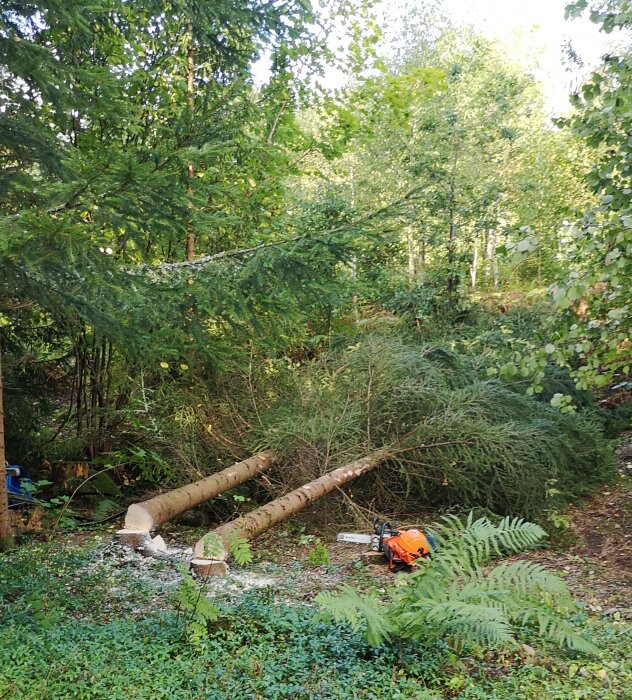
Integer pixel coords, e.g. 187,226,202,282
382,528,432,572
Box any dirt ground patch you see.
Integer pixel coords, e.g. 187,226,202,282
518,471,631,615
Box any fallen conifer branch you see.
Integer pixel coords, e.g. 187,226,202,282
144,187,425,274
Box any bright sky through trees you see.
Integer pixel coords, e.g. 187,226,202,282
257,0,617,116
440,0,615,114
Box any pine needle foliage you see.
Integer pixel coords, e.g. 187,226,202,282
260,334,612,516
317,513,597,654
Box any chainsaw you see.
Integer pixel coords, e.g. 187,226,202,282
337,518,435,572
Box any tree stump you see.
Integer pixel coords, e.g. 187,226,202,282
190,558,229,577
115,529,153,549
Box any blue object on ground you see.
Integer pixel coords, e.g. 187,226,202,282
5,464,33,505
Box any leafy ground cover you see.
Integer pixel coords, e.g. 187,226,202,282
1,475,630,699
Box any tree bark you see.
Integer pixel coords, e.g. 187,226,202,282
185,21,196,261
350,253,359,320
471,238,478,289
488,229,499,289
193,452,387,559
416,235,426,285
121,450,276,532
447,135,460,293
0,336,12,549
406,225,416,287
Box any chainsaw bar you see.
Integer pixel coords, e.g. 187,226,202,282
336,532,381,550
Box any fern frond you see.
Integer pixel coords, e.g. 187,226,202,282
315,586,392,647
422,561,595,654
419,600,515,648
200,533,225,560
227,531,253,566
426,516,547,579
483,561,570,599
515,599,598,654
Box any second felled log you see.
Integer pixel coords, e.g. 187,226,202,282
193,451,387,560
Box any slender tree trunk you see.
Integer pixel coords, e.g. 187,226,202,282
194,452,387,559
349,164,359,319
489,229,499,289
185,21,196,262
416,235,426,285
485,229,498,287
485,230,491,279
121,451,276,532
350,253,359,320
447,136,460,293
0,337,13,549
471,238,478,289
406,225,416,288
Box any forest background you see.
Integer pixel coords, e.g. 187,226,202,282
0,0,630,543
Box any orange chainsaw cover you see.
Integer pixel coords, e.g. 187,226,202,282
384,529,431,570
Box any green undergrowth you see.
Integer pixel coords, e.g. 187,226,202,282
258,332,614,517
0,539,630,699
317,514,598,653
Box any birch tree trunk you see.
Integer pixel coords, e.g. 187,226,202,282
471,238,478,289
0,337,12,549
194,452,387,559
349,164,359,318
486,229,499,288
489,229,499,289
120,450,276,532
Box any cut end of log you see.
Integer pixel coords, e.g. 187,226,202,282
190,558,229,577
124,504,154,532
115,529,153,549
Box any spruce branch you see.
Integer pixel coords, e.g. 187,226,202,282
144,186,426,274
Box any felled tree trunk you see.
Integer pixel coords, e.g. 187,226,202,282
193,452,387,560
119,451,276,537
